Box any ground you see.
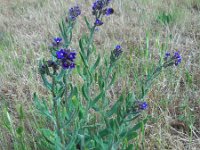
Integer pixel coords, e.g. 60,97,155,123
0,0,200,149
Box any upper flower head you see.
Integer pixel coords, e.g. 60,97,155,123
92,0,112,14
92,1,104,10
113,45,122,57
69,6,81,20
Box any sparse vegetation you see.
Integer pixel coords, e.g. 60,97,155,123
0,0,200,149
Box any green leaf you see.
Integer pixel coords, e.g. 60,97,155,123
59,19,68,45
72,95,79,108
77,65,86,81
126,131,138,141
109,119,119,131
90,91,104,108
79,51,89,68
56,69,66,81
40,128,55,145
132,122,142,131
91,54,101,73
82,84,91,101
120,128,138,141
125,144,134,150
84,16,91,30
79,39,85,54
98,75,105,90
55,86,65,100
33,93,53,120
106,95,123,117
131,118,148,132
98,129,110,138
41,74,52,91
16,126,23,135
79,107,85,120
17,104,24,120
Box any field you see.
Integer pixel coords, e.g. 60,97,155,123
0,0,200,149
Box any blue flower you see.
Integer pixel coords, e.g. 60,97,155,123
138,102,148,110
94,19,103,26
69,6,81,20
56,49,76,69
173,51,181,66
62,60,76,69
54,37,62,44
68,52,76,60
92,0,112,12
56,49,65,59
165,52,170,58
105,8,114,16
113,45,122,57
92,0,104,11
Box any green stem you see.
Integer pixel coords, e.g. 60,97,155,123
52,71,64,147
86,25,96,59
140,65,163,99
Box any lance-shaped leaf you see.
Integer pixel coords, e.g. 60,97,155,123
125,144,134,150
120,127,138,141
77,65,86,80
59,20,68,44
98,128,111,138
82,84,91,102
109,118,119,132
40,128,55,146
106,95,123,117
79,51,89,68
79,39,85,55
33,93,53,121
98,74,105,91
84,16,91,30
91,54,101,73
90,91,104,108
56,69,66,81
54,86,65,100
41,74,52,91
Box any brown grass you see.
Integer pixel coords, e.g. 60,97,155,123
0,0,200,149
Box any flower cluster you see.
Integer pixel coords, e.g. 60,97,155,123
173,51,182,66
92,0,114,26
164,51,182,66
113,45,122,57
69,6,81,21
92,0,111,11
56,48,76,69
110,45,123,64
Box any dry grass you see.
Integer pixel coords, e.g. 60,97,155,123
0,0,200,149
